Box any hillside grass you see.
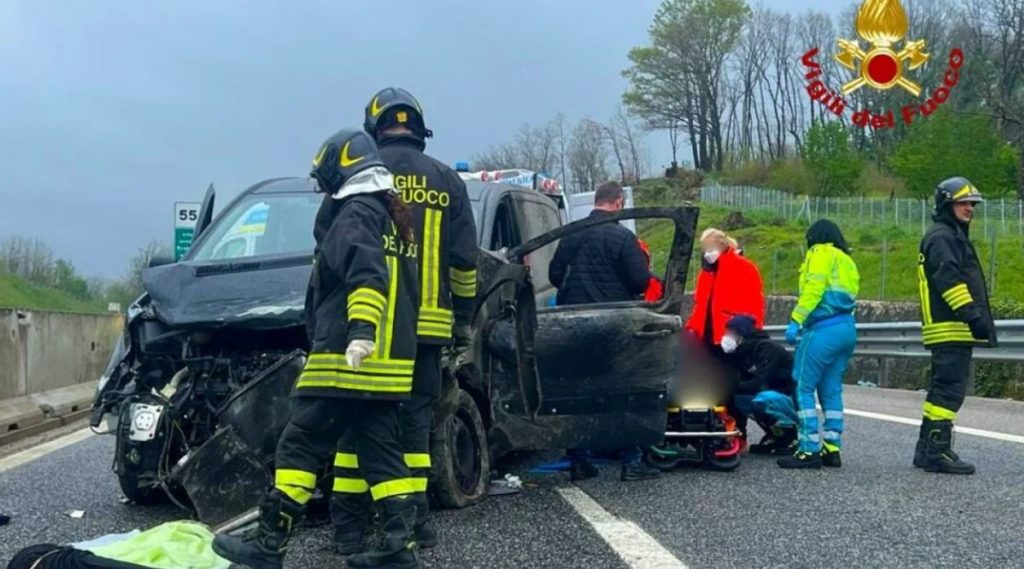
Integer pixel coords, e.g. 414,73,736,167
0,273,106,313
637,198,1024,304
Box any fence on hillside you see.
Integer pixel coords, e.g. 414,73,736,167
700,184,1024,237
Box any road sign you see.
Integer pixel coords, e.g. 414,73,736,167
174,202,202,261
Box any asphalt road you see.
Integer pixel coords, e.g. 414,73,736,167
1,385,1022,569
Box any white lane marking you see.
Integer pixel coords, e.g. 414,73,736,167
557,486,687,569
0,428,95,474
846,408,1024,444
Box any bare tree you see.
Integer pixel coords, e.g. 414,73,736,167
0,236,55,286
125,240,172,295
568,119,609,194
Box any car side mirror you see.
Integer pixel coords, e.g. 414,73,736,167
148,255,175,268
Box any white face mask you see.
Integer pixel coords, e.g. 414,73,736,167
721,335,739,354
704,250,722,264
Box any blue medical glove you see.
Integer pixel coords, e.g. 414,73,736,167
785,321,800,346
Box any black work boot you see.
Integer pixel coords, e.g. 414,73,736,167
821,442,842,468
410,493,437,549
913,420,930,468
920,420,975,475
347,496,420,569
749,432,778,455
777,450,822,469
332,492,373,556
621,461,661,482
212,490,304,569
570,459,600,482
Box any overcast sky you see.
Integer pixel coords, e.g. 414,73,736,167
0,0,841,277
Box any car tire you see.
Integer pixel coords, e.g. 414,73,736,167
429,388,489,509
117,470,166,505
704,453,741,472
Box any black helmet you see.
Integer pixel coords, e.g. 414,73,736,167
364,87,433,141
310,129,385,195
935,176,984,210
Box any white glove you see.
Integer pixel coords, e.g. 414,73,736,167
345,340,375,369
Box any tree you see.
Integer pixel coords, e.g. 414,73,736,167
125,240,173,297
472,118,564,178
803,121,863,196
567,119,609,194
624,0,751,172
888,109,1019,198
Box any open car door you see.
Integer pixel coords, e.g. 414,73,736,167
478,207,698,456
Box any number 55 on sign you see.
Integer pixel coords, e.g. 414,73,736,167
174,201,202,261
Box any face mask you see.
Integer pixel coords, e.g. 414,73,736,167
704,250,721,264
721,335,739,354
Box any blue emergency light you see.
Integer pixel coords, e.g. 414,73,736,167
455,161,470,172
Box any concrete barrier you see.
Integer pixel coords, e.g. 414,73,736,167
0,309,122,437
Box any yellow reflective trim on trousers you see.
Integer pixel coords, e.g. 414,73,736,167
333,477,370,494
404,453,431,469
421,209,442,311
918,264,933,326
275,469,316,504
334,453,359,469
370,478,427,501
923,401,958,421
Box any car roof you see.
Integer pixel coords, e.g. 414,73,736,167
465,180,537,202
247,177,315,195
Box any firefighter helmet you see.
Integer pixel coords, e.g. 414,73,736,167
363,87,433,141
310,129,385,195
935,176,984,210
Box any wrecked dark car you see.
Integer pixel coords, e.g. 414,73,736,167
91,175,699,525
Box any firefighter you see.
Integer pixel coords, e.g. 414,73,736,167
212,129,422,569
914,177,996,475
778,219,859,470
331,87,478,554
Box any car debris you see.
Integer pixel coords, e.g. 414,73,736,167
65,510,86,519
488,474,523,496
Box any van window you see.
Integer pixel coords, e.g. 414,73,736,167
514,197,562,302
490,199,519,251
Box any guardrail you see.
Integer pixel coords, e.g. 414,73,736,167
765,320,1024,363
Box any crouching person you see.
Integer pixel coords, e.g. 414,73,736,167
721,315,798,455
212,129,422,569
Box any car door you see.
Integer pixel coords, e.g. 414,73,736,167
478,207,699,455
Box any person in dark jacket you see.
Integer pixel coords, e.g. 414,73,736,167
914,177,997,475
721,315,798,455
549,181,649,305
331,87,479,555
212,129,422,569
549,181,661,482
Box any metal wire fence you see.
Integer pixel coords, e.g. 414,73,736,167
700,184,1024,237
691,184,1020,302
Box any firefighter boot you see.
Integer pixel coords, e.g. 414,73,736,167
347,496,420,569
411,493,438,549
332,491,373,556
912,420,930,468
921,420,975,475
212,490,304,569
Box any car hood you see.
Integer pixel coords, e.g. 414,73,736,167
143,258,311,329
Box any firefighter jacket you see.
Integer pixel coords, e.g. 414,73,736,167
791,244,859,329
299,191,420,400
685,248,766,344
380,138,478,344
918,210,995,347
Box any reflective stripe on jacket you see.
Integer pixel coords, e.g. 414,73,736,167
791,244,859,328
381,139,478,344
918,213,994,347
300,193,420,399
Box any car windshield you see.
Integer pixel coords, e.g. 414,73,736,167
189,193,321,262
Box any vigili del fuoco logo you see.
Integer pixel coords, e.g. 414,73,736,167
800,0,963,130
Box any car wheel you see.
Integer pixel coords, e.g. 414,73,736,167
704,452,741,472
430,388,489,509
117,470,166,505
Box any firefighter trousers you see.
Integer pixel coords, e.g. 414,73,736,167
923,345,973,421
274,396,411,509
332,346,440,529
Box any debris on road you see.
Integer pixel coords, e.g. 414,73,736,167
65,510,85,519
0,513,10,526
488,474,523,496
